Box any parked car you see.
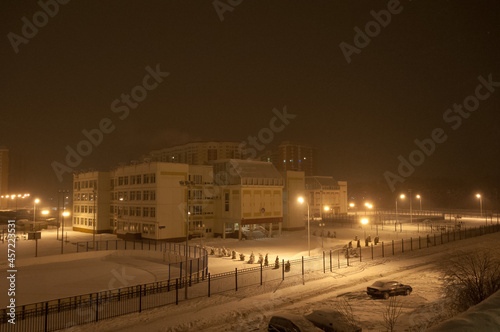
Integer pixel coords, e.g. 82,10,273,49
366,280,412,299
268,313,322,331
305,309,362,332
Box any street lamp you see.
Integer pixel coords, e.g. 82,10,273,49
361,218,369,239
298,196,311,256
33,199,40,231
319,221,325,249
396,194,405,224
59,190,69,254
180,180,195,300
416,195,422,211
476,194,482,217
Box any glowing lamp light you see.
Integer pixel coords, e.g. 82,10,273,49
62,211,70,217
476,194,481,198
361,218,369,225
41,210,49,215
298,197,304,204
400,194,405,199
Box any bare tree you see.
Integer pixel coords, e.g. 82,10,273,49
336,297,360,330
382,296,403,332
443,248,500,314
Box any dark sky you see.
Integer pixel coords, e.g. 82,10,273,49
1,0,499,200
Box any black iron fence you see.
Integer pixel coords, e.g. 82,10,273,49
2,224,499,332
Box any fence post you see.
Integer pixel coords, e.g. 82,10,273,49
235,268,238,291
180,262,183,279
330,250,332,272
347,252,349,266
208,273,211,297
371,244,374,260
323,252,325,273
45,302,48,332
189,260,193,286
175,279,178,305
138,285,142,312
338,251,340,269
402,239,404,253
260,262,263,285
382,242,385,257
359,247,362,262
282,259,285,280
392,240,394,255
96,292,99,321
410,238,413,251
302,256,305,285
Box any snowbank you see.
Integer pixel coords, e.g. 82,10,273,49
427,290,500,331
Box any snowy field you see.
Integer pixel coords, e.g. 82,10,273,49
0,217,497,331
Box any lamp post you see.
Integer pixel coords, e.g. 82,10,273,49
361,218,369,239
319,221,325,249
408,189,413,224
396,194,405,224
179,180,195,300
93,189,96,249
476,194,483,217
59,190,69,254
34,199,40,257
416,195,422,211
298,197,310,256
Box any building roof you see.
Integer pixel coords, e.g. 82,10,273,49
229,159,282,179
305,176,339,190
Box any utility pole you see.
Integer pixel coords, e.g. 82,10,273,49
59,190,69,254
93,188,96,248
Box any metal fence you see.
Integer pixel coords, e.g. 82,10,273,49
2,224,499,332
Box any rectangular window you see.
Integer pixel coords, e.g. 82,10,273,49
143,190,149,200
150,207,156,218
136,191,141,200
130,191,136,201
136,175,142,184
143,207,149,217
89,206,93,214
123,207,128,216
131,176,136,185
150,173,156,183
118,177,123,186
130,208,135,216
143,174,150,184
136,207,141,216
124,176,129,185
150,190,156,200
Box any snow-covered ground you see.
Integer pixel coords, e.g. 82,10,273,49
1,217,498,331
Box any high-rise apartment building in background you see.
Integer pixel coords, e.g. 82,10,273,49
275,141,317,176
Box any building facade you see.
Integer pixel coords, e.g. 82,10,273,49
213,159,284,239
72,171,111,234
305,176,348,219
275,141,317,176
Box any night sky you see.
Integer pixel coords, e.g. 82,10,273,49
1,1,499,206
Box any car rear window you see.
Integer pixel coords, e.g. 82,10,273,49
372,281,384,287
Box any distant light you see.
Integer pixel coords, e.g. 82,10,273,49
290,159,292,162
35,198,40,204
62,212,70,217
324,206,330,211
119,198,124,201
299,160,301,163
283,160,286,163
400,194,405,199
41,210,49,215
476,194,481,198
361,218,369,225
349,203,355,207
304,157,306,160
17,194,21,197
298,197,304,204
416,195,421,199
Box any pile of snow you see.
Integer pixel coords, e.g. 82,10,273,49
427,290,500,331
